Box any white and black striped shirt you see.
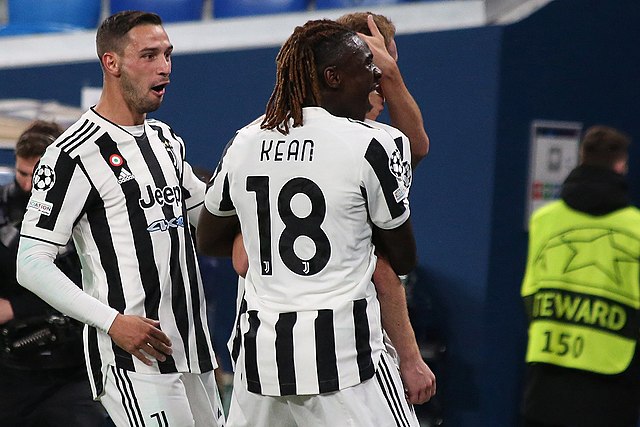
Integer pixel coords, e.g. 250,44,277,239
19,108,216,397
205,107,411,396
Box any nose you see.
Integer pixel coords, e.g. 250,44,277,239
159,56,171,76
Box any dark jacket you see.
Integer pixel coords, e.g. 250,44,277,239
0,180,84,370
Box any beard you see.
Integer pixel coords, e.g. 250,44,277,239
120,71,162,114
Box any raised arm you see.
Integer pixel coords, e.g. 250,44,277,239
359,15,429,168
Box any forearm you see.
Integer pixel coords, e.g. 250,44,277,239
381,65,430,167
373,257,436,404
375,270,422,365
17,238,118,333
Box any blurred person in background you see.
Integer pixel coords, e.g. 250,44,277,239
0,120,106,427
521,125,640,427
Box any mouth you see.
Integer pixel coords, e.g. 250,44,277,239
151,81,169,96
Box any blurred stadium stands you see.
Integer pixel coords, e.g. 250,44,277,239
0,0,520,34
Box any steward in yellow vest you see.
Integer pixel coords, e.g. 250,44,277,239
521,126,640,427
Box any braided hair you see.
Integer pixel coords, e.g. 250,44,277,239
261,19,356,135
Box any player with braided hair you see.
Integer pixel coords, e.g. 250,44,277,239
199,19,430,426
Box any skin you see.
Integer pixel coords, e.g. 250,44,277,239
95,24,173,126
358,15,429,168
15,155,39,193
199,28,426,401
95,23,174,365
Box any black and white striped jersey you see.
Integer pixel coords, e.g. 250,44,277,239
205,107,411,396
20,108,216,396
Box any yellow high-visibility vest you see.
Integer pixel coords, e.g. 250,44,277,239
522,201,640,374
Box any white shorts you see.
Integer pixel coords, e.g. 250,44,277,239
227,350,418,427
100,366,225,427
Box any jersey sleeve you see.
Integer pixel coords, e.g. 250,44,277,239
361,132,411,230
20,145,91,246
182,160,206,227
204,136,237,217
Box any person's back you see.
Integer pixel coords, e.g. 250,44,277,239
199,19,425,426
521,125,640,427
213,107,409,395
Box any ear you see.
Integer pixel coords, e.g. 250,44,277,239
101,52,121,77
323,65,341,89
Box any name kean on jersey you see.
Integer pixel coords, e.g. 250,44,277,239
530,289,628,332
139,184,182,209
260,139,314,162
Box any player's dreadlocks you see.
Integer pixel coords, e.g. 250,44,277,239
261,19,357,135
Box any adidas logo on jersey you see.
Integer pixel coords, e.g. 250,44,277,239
117,168,135,184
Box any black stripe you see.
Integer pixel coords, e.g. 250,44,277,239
95,134,165,346
87,326,104,396
118,368,147,427
209,135,237,189
112,366,140,427
315,309,338,393
122,369,146,427
244,310,262,393
150,124,214,373
275,312,297,395
379,355,411,427
66,124,100,154
375,369,404,427
137,132,185,373
55,119,93,150
231,296,247,364
181,193,214,372
364,138,406,219
84,186,134,370
35,150,77,231
154,123,216,373
353,298,374,381
219,174,234,212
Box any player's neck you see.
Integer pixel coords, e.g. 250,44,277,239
94,90,146,126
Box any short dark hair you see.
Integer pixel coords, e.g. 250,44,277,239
96,10,163,59
336,12,396,47
15,120,63,159
580,125,631,170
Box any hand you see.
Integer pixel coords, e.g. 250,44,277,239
367,90,385,121
357,15,397,75
108,314,173,366
0,298,14,325
400,356,436,404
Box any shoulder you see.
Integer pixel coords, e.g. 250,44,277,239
146,118,183,142
52,109,113,158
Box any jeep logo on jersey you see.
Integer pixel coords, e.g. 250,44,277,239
32,164,55,191
147,216,184,232
139,184,182,209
